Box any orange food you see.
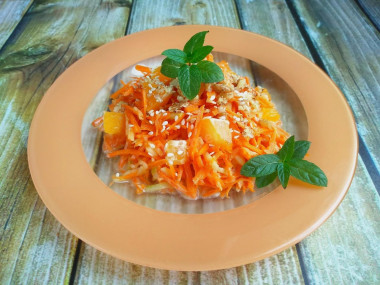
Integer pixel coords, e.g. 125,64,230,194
199,118,232,151
103,111,125,135
262,107,280,121
102,133,125,153
91,58,289,199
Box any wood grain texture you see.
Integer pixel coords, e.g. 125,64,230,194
290,0,380,172
237,0,380,283
357,0,380,30
75,0,304,283
0,0,34,49
298,157,380,284
0,0,131,284
76,244,303,284
126,0,241,32
236,0,312,60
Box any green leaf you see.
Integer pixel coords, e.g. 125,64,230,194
288,158,328,187
292,140,311,159
277,135,295,161
255,172,277,188
188,46,214,63
161,49,187,63
277,163,290,189
178,64,202,99
183,31,209,55
160,58,183,78
197,61,224,83
240,154,280,177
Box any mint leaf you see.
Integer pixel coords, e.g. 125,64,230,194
188,46,213,63
161,49,187,63
183,31,208,55
240,154,280,177
277,163,290,189
277,136,295,161
178,64,202,99
242,136,327,189
160,31,224,100
288,158,328,187
197,61,224,83
292,140,311,159
161,58,183,78
255,172,277,188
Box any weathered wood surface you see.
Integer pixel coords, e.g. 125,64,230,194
290,0,380,173
0,0,131,284
0,0,379,284
237,0,380,283
357,0,380,30
76,244,303,284
298,157,380,284
75,0,305,284
236,0,312,60
0,0,34,49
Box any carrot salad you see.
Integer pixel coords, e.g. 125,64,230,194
92,54,289,199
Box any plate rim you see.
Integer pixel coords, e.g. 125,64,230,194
27,25,358,271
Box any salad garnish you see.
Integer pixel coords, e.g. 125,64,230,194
161,31,224,99
241,136,328,188
91,31,328,199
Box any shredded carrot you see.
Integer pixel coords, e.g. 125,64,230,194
107,149,150,158
184,162,196,195
91,116,103,127
184,104,198,113
125,111,140,133
158,170,188,196
243,142,265,155
176,165,184,182
167,112,185,131
110,84,132,99
189,105,204,159
135,65,151,75
92,60,289,199
114,170,141,180
132,178,145,194
141,88,147,118
148,159,166,168
124,105,142,119
198,143,209,155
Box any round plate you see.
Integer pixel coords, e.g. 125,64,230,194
28,25,357,271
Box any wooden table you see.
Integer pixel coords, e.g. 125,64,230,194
1,0,379,284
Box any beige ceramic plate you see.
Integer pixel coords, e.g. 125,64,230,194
28,25,357,271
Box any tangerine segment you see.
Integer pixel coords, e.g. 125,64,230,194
103,111,125,135
262,107,280,122
199,118,232,151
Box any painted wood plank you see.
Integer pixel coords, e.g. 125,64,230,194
76,244,303,285
290,0,380,172
298,157,380,284
237,0,380,283
236,0,312,60
0,0,34,49
0,0,132,284
75,0,305,283
357,0,380,30
126,0,241,31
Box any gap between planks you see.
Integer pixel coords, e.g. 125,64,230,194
284,0,380,196
355,0,380,31
67,0,346,282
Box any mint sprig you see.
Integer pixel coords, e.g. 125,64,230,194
161,31,224,100
241,136,328,189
